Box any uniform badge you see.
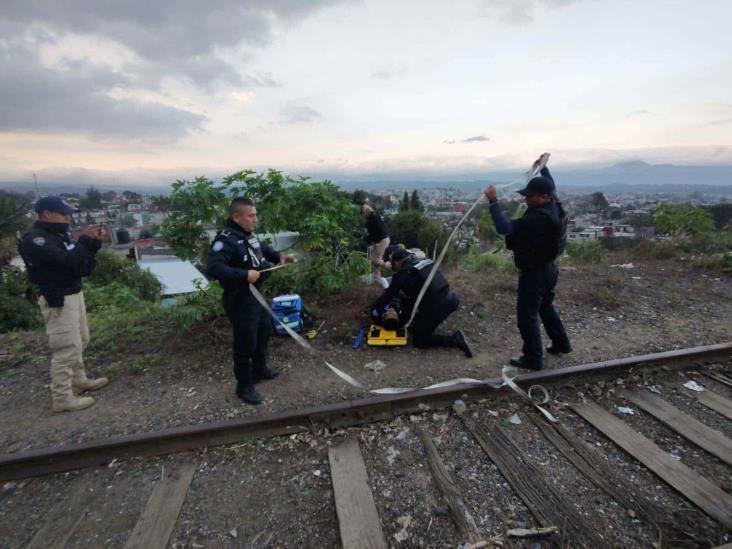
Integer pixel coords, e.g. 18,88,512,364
212,241,224,252
32,237,46,246
64,243,76,250
248,236,260,249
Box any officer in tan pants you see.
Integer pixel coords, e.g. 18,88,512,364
19,196,109,412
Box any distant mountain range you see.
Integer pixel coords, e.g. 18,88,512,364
333,161,732,191
1,161,731,194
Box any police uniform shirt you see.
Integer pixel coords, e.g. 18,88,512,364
205,219,281,292
369,257,449,314
19,221,101,301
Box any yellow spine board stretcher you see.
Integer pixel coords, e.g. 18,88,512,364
366,324,408,346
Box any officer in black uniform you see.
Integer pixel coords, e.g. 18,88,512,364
19,195,108,412
484,167,571,370
368,248,473,357
206,198,296,405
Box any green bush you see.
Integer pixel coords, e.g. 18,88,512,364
0,266,42,332
459,246,516,273
566,239,605,263
267,250,370,297
87,249,162,301
170,281,224,331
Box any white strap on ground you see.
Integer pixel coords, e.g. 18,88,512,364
405,154,550,328
323,361,557,421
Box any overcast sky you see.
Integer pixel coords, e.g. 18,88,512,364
1,0,731,184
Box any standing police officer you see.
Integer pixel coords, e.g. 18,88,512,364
361,204,390,281
19,196,108,412
206,198,296,405
484,166,571,370
368,248,473,357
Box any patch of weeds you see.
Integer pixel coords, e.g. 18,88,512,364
103,362,120,379
127,359,145,376
582,272,626,310
498,418,512,430
0,368,19,379
147,355,166,368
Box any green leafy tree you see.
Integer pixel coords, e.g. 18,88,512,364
350,189,368,205
399,191,410,212
79,186,102,210
651,203,715,236
388,210,448,253
160,170,368,295
0,191,31,265
150,195,171,212
122,190,142,203
410,189,423,212
703,203,732,230
588,192,609,213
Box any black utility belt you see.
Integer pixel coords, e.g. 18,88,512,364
41,289,80,308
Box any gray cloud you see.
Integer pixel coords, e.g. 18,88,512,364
1,1,344,87
0,2,341,139
0,42,206,140
628,109,651,117
479,0,578,26
463,135,490,142
443,139,457,144
281,103,322,124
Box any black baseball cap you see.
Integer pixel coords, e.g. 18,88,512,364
517,176,554,197
34,195,79,215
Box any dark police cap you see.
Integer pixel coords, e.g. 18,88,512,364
390,247,411,262
34,195,79,215
517,176,554,197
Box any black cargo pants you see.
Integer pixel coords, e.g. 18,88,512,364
222,290,273,388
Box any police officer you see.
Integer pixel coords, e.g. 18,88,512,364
361,204,390,280
368,248,473,357
484,166,572,370
19,196,108,412
206,198,297,405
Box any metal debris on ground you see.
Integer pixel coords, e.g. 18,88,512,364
617,406,635,415
507,413,522,425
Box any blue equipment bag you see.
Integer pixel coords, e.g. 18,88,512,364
271,294,304,334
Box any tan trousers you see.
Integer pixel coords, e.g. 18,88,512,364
371,237,391,278
39,292,90,402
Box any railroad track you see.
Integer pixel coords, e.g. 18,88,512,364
0,342,731,548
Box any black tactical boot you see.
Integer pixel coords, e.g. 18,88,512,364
452,330,473,358
252,366,280,383
509,356,542,371
546,343,572,355
236,384,262,405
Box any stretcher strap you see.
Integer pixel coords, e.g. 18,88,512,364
323,361,557,422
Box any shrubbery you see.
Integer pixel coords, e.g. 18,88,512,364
566,239,606,263
0,266,43,332
459,245,515,273
88,249,162,302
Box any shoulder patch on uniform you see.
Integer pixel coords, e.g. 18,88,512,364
32,236,46,246
212,241,224,252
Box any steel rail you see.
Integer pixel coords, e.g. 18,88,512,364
1,342,730,481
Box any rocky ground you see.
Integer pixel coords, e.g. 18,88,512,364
0,258,729,454
0,364,730,548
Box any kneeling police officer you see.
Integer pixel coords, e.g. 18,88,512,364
368,248,472,357
206,198,296,405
